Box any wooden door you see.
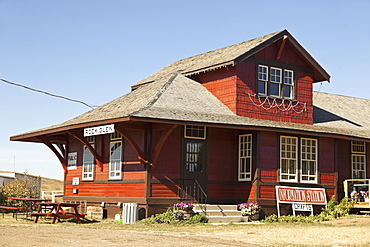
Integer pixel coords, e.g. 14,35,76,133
181,139,207,202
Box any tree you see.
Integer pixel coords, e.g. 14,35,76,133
0,173,41,205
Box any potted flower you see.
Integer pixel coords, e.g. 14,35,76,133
238,201,261,220
360,191,369,202
172,202,195,220
350,191,360,202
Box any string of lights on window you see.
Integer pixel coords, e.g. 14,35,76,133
246,92,307,113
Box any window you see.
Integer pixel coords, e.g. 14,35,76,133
301,138,317,183
184,125,206,139
82,136,95,180
352,141,366,179
257,65,294,99
280,136,298,182
185,142,204,172
280,136,318,183
238,134,252,181
109,132,123,179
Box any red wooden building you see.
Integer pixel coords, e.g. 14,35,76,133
10,30,370,218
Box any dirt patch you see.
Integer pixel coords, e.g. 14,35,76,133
320,215,370,226
2,215,370,246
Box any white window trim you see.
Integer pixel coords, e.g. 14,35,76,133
280,136,298,182
238,134,252,181
352,154,366,179
258,65,268,96
283,69,294,99
351,141,366,154
109,140,122,180
257,65,294,99
351,141,366,179
300,138,318,184
82,144,94,181
184,125,206,140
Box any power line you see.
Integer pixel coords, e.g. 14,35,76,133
1,78,99,109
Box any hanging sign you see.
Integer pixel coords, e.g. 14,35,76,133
67,152,77,170
84,124,115,137
275,186,327,217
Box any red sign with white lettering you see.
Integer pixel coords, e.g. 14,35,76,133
276,186,327,205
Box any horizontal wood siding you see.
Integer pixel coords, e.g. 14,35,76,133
64,183,145,197
151,183,178,198
207,183,253,200
259,185,276,199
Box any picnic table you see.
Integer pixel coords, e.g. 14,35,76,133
30,202,86,224
0,198,51,219
0,206,24,219
8,197,51,218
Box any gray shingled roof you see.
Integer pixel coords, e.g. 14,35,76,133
132,29,329,89
132,31,283,88
10,72,370,141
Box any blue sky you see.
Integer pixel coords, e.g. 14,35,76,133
1,0,369,180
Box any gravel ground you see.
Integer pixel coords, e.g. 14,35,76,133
1,216,370,246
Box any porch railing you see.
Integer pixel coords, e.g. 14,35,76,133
343,179,370,208
177,179,207,204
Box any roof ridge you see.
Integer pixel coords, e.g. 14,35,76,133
131,30,286,89
129,71,181,115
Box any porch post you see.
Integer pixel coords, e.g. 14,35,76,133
145,123,152,211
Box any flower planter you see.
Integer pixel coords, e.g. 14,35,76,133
249,213,260,221
183,212,194,220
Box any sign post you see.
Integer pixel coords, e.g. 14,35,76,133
275,186,327,217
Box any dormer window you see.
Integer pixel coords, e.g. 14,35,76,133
258,65,294,99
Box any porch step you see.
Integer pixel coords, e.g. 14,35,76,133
194,204,250,223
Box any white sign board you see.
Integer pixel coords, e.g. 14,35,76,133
67,152,77,170
72,177,80,185
84,124,115,137
276,186,327,217
292,203,313,216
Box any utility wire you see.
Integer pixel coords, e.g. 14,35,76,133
1,78,98,109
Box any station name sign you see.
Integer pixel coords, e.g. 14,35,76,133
84,124,115,137
276,186,327,205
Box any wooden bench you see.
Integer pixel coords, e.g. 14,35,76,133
0,206,24,220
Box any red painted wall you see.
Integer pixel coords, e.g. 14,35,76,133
192,40,315,125
259,131,279,183
64,128,146,198
195,67,238,113
319,137,336,185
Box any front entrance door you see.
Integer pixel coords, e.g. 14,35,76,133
181,139,207,203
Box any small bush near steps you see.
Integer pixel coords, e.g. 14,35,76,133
139,207,208,224
263,196,354,223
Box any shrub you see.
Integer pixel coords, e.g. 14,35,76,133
320,196,353,219
263,196,353,223
0,174,40,205
139,210,208,224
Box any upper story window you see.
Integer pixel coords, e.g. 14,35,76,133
109,131,123,179
351,141,366,179
184,125,206,140
258,65,294,99
82,136,95,181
